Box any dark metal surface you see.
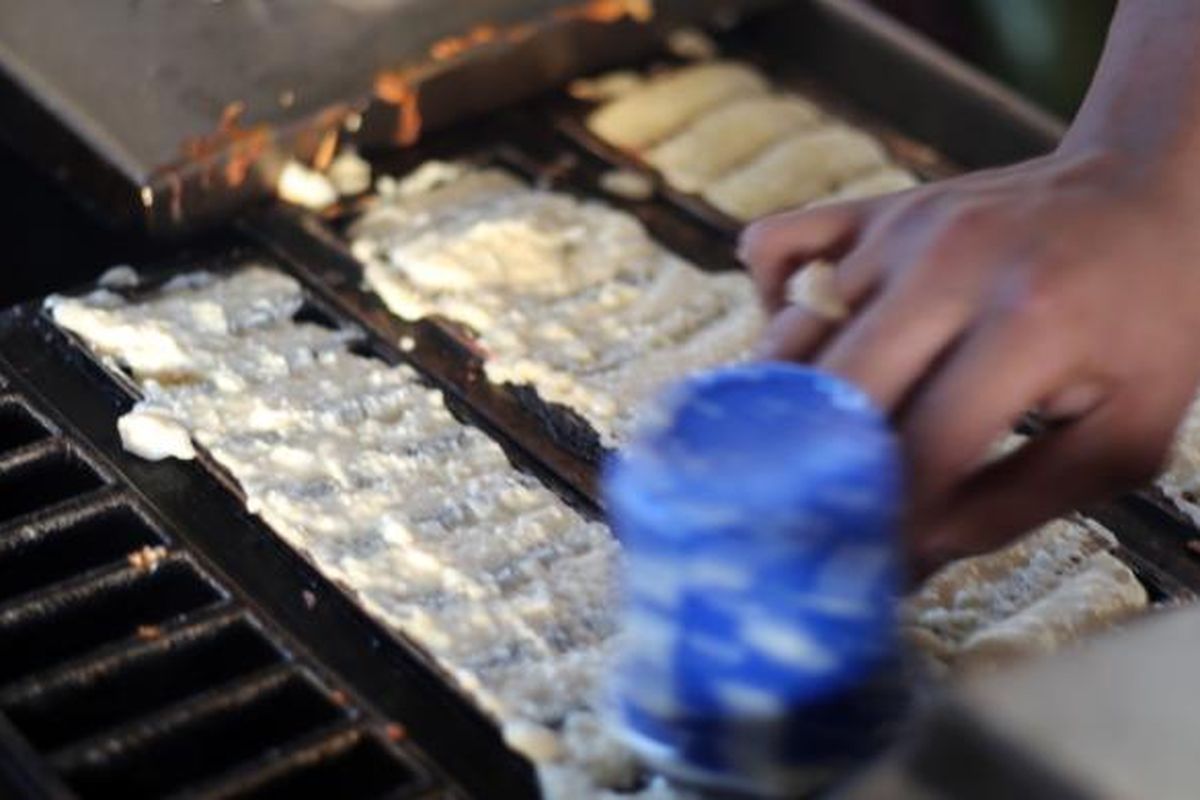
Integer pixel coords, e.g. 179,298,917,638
0,4,1192,799
0,318,473,798
764,0,1066,169
0,0,774,234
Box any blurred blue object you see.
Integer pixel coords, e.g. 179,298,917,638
604,363,908,797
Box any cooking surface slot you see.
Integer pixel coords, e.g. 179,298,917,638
2,616,281,751
0,448,105,526
56,671,346,798
239,734,421,800
0,560,223,686
0,504,164,605
0,401,51,454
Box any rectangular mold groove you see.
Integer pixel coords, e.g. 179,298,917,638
0,445,106,526
0,399,53,455
233,731,423,800
54,669,349,799
2,614,283,751
0,559,224,686
0,500,166,606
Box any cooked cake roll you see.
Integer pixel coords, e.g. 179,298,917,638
955,551,1149,670
350,162,764,444
902,518,1148,673
585,61,769,150
816,165,919,205
645,95,822,192
703,126,889,220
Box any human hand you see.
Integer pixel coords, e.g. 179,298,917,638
739,149,1200,577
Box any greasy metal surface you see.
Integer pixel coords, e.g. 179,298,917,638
0,5,1183,799
0,352,463,797
762,0,1066,168
0,0,774,233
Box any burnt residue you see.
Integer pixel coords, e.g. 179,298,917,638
136,96,369,235
507,383,606,467
369,0,655,150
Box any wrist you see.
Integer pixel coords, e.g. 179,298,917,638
1055,132,1200,210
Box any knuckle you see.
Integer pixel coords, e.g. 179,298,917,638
906,201,1001,280
995,265,1064,328
736,219,782,267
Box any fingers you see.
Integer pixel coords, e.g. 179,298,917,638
738,202,867,311
756,254,883,361
909,395,1175,579
814,278,973,412
898,314,1077,507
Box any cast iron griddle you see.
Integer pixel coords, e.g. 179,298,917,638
1,4,1196,797
0,0,774,233
0,241,542,799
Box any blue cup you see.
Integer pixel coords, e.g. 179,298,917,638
604,363,907,796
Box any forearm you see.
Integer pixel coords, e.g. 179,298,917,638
1061,0,1200,183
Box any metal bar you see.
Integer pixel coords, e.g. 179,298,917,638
0,436,66,473
0,578,232,695
0,713,75,800
0,484,127,547
46,662,302,774
0,606,246,707
177,721,414,800
0,551,194,626
0,394,55,451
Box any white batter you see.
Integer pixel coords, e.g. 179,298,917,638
49,265,1151,796
645,96,822,193
49,268,650,799
350,162,764,444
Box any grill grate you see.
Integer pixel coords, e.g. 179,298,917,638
0,443,106,526
0,500,164,607
0,386,450,798
0,400,52,453
51,667,345,798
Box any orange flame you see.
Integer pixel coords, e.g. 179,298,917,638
312,128,340,172
555,0,654,23
180,100,274,188
430,24,501,61
372,0,652,148
374,70,424,146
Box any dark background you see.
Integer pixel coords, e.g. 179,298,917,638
874,0,1115,118
0,1,1117,308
